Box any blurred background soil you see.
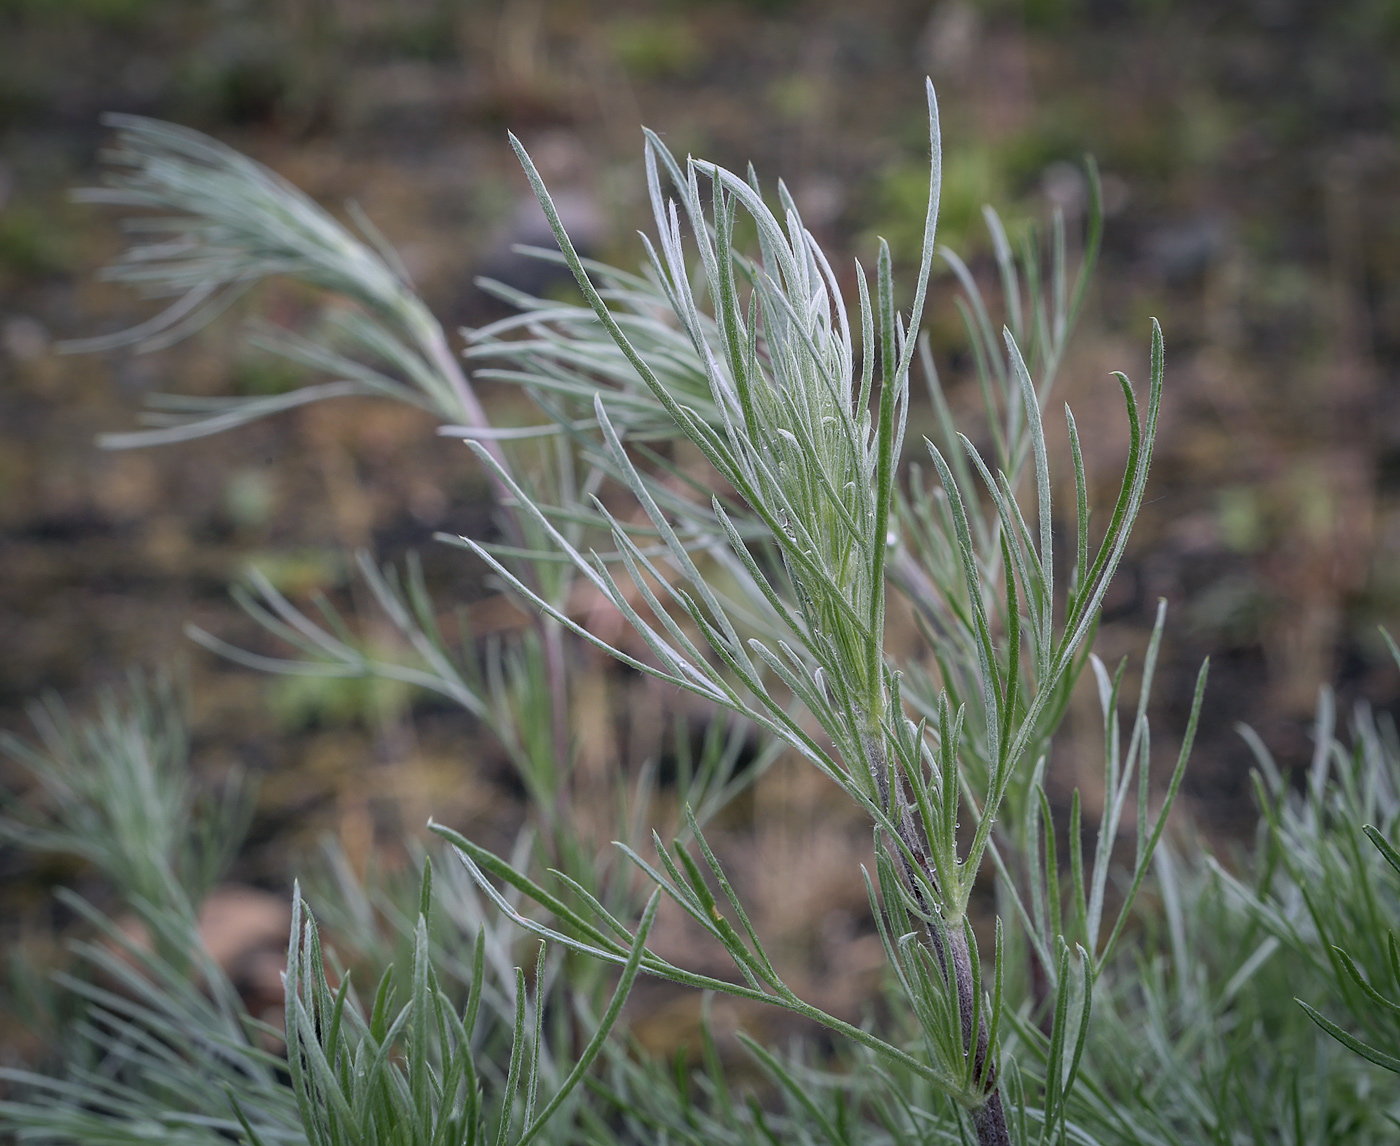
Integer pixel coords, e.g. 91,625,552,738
4,0,1400,1056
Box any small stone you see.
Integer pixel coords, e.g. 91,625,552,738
2,316,50,363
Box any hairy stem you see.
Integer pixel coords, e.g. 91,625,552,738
948,925,1007,1144
972,1091,1012,1146
863,732,1009,1145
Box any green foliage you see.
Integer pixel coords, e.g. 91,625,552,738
1227,644,1400,1089
0,675,250,911
4,79,1400,1146
0,0,165,27
873,144,1005,259
1055,672,1400,1142
0,203,75,279
279,873,658,1146
0,678,296,1146
610,15,706,82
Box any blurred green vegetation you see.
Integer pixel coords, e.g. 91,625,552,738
874,144,1006,259
611,14,706,81
245,551,348,599
232,352,310,398
0,0,169,26
268,670,412,733
0,205,73,280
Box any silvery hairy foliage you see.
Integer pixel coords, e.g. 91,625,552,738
6,80,1394,1146
431,80,1204,1145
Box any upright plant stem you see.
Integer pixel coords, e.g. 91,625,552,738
863,734,1009,1143
950,927,1009,1146
972,1091,1012,1146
